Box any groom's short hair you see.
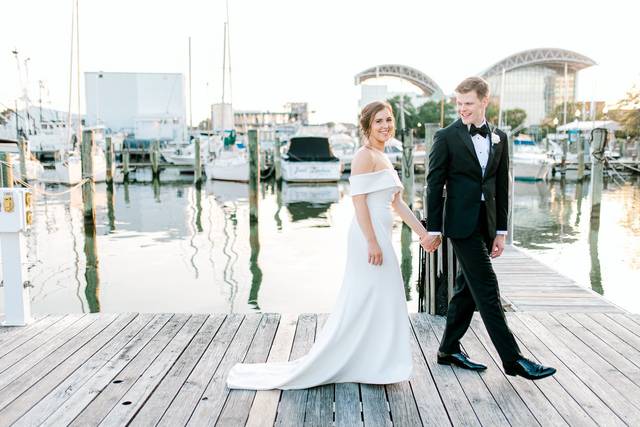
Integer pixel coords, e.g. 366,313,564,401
455,77,490,100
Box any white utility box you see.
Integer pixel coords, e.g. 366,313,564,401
0,187,33,326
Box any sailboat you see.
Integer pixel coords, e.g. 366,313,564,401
52,0,107,185
204,4,252,182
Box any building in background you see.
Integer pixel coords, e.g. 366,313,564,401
480,48,597,127
355,64,445,111
85,72,186,143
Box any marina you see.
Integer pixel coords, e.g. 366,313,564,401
1,1,639,425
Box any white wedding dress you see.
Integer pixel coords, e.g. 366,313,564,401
226,168,412,390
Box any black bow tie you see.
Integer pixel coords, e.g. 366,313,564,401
469,123,489,138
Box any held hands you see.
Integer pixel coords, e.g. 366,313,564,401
420,234,442,253
367,241,383,265
491,235,506,258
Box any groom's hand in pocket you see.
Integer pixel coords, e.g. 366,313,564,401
491,235,506,258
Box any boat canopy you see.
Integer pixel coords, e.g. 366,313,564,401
284,137,339,162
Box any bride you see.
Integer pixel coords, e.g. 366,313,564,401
227,101,430,390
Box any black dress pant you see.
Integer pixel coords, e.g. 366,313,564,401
438,203,521,363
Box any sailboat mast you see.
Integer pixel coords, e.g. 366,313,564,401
66,0,75,148
221,22,227,131
188,36,193,131
225,0,232,109
75,0,81,147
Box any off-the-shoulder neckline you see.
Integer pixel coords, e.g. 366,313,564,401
349,168,395,178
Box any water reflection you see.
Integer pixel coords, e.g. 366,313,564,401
106,181,116,232
22,173,640,315
248,220,262,310
589,215,603,294
400,223,413,301
83,218,101,312
282,182,340,224
513,180,580,250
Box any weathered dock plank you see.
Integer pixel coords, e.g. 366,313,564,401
7,313,149,427
0,309,637,426
129,314,226,426
493,246,624,313
41,313,173,426
508,314,626,426
1,313,139,427
245,313,297,427
186,314,264,426
274,313,316,426
69,313,191,426
100,314,210,427
155,314,243,426
410,314,481,426
216,313,280,427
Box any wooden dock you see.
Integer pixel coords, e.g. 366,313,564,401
1,310,640,426
493,246,624,313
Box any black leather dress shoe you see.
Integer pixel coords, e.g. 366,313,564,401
504,357,556,380
437,351,487,371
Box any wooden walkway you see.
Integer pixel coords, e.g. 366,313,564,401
493,246,624,313
1,311,640,426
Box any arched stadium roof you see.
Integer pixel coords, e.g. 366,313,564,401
354,64,444,97
480,48,596,77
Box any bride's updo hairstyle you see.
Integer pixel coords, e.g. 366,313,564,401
359,101,394,141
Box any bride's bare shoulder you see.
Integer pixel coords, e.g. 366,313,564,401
351,147,376,175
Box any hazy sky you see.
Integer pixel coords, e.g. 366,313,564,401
2,0,638,124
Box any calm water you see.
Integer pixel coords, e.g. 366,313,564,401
2,174,639,315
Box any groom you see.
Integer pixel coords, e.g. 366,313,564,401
422,77,556,380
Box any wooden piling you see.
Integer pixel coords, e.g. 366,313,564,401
81,129,96,223
507,128,514,245
151,140,160,179
105,136,114,184
194,137,202,185
589,128,607,220
248,129,260,224
18,137,28,182
560,137,568,177
123,148,130,182
274,136,282,181
83,219,101,313
401,130,414,209
0,153,14,188
577,135,585,181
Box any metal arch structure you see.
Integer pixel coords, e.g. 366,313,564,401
480,48,597,77
354,64,444,98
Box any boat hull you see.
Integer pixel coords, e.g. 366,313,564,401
281,160,341,182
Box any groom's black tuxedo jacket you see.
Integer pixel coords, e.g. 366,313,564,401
426,118,509,239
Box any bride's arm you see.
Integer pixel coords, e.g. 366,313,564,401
351,150,383,265
391,193,428,239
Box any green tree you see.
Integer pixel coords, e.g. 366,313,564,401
486,102,499,124
613,86,640,137
387,95,418,133
503,108,527,130
387,96,456,138
0,109,11,126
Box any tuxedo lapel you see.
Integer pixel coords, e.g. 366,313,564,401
485,123,498,175
455,119,482,174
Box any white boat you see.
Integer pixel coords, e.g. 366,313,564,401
205,149,249,182
282,182,340,204
329,134,358,171
281,136,342,182
11,148,44,181
513,137,553,181
53,147,107,185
